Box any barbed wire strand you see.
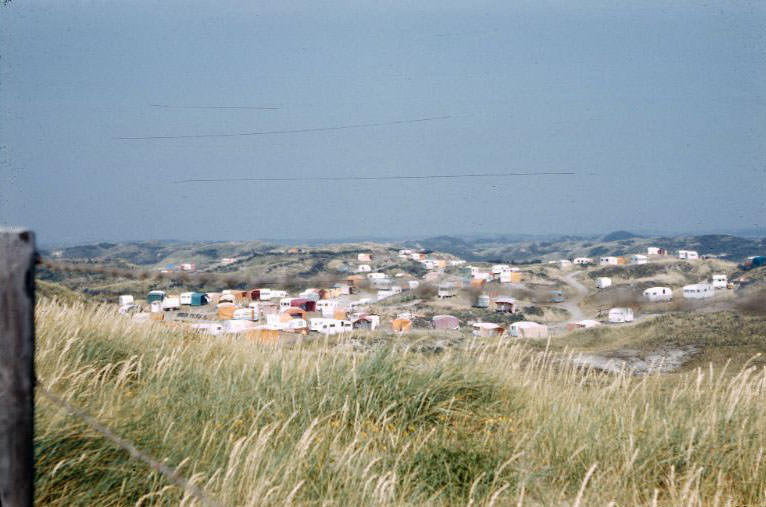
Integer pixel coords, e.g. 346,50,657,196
38,387,225,507
173,171,576,184
117,115,453,140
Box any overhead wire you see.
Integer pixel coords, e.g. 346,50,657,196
173,171,576,184
117,115,453,140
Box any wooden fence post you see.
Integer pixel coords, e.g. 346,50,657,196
0,227,36,507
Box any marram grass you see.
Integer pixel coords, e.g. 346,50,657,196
35,298,766,505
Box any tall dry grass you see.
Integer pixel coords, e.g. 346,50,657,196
35,298,766,505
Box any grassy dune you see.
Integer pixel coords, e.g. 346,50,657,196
542,311,766,371
36,298,766,505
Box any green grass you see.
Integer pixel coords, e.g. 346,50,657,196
35,298,766,505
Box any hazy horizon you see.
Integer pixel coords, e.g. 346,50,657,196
35,226,766,250
2,0,764,244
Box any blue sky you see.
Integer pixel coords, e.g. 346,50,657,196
1,0,764,244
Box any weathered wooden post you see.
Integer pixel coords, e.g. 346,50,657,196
0,228,36,507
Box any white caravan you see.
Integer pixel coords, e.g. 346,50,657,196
161,296,180,311
608,307,634,323
643,287,672,302
683,283,714,299
678,250,699,260
712,274,728,289
596,277,612,289
309,318,353,335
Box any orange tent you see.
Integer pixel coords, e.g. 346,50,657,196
280,307,306,322
470,279,487,289
246,328,280,344
217,303,237,320
392,319,412,333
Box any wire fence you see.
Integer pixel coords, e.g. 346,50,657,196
38,386,224,507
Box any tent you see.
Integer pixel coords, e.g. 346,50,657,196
281,307,307,321
432,315,460,330
217,303,237,320
190,292,208,306
181,291,208,306
472,323,505,337
352,315,380,330
233,308,256,321
259,302,278,315
392,319,412,333
494,297,517,313
190,323,223,336
222,320,258,334
118,295,134,306
147,290,166,303
566,320,601,331
509,322,548,338
290,298,317,312
246,328,280,344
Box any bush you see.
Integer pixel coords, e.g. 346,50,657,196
523,305,543,316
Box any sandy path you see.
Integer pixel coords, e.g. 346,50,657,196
559,270,588,321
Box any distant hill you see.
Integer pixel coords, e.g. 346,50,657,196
40,240,277,267
39,234,766,268
406,234,765,263
402,236,476,259
602,230,641,241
